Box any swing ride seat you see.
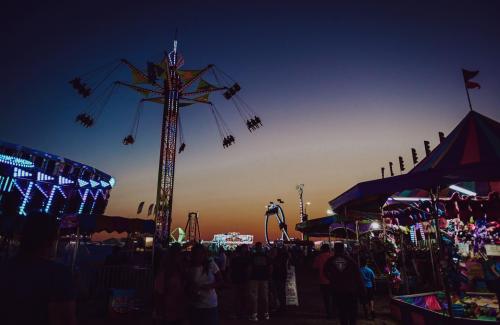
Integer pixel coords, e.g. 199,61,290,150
178,143,186,153
122,135,135,145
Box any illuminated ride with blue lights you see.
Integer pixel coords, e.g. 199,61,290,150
265,201,290,244
0,140,114,220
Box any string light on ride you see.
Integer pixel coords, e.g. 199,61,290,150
0,154,35,168
34,183,48,198
0,176,14,192
370,221,381,230
45,186,59,213
449,184,477,196
37,172,54,182
78,188,89,214
58,176,74,185
13,167,32,178
78,179,89,187
19,181,34,216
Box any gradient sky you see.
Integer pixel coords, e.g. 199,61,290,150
2,1,500,241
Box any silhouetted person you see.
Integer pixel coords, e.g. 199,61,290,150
324,242,364,325
270,246,289,312
313,243,334,318
248,242,272,322
229,245,251,319
105,246,124,265
0,212,76,325
187,243,222,325
359,257,376,319
154,244,187,325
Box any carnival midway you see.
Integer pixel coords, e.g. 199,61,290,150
1,5,500,325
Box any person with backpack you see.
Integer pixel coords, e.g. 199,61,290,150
324,242,365,325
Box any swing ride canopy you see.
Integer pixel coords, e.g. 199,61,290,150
329,110,500,215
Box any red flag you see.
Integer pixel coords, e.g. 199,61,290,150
465,81,481,89
462,69,479,82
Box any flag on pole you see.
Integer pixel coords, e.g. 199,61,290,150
137,201,145,214
462,69,480,89
147,203,155,216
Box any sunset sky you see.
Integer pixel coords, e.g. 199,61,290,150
2,1,500,241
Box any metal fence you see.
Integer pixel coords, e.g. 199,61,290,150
76,265,153,317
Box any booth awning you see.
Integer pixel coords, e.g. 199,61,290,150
330,110,500,215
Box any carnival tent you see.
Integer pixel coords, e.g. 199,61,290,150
411,111,500,174
329,110,500,215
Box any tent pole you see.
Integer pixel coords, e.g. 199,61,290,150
71,226,80,274
431,188,454,318
427,223,438,287
400,230,409,294
381,206,392,297
356,220,360,266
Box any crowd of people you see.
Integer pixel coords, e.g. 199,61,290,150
2,215,494,325
313,242,377,325
153,242,292,325
0,212,390,325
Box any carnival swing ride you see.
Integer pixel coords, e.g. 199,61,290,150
69,37,263,244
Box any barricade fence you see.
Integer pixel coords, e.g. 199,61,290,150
76,265,153,317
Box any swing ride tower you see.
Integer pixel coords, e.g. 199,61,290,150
70,36,263,246
156,39,180,244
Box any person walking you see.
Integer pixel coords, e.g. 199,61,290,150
359,257,376,320
229,244,251,319
313,243,334,319
272,246,289,312
248,242,272,322
215,247,228,280
0,212,77,325
154,244,187,325
187,244,223,325
324,242,365,325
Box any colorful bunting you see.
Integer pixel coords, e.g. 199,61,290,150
147,203,155,216
137,201,145,214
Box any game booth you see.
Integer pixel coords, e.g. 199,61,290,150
328,111,500,323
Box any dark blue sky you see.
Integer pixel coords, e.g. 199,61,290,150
2,1,500,239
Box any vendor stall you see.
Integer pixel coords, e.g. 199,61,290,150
329,110,500,322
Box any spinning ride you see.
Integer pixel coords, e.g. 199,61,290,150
265,201,290,244
69,36,263,245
